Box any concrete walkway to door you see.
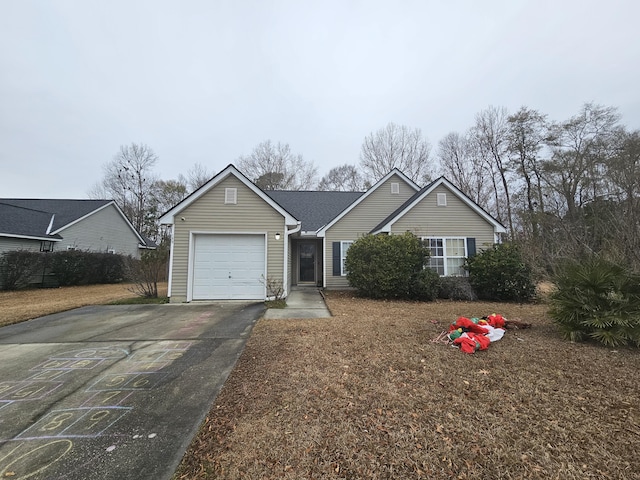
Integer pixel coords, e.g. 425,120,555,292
263,288,332,319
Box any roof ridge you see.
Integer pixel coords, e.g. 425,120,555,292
0,201,53,215
267,189,365,194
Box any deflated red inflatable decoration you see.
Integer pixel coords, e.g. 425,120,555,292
446,314,506,354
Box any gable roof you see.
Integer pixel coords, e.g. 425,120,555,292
0,199,151,246
316,168,420,237
265,191,364,233
158,164,299,226
370,176,507,234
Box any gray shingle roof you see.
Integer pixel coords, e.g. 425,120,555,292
266,191,364,232
0,199,112,233
0,202,62,240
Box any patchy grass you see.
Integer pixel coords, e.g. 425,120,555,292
265,299,287,309
175,291,639,480
0,282,168,327
109,296,169,305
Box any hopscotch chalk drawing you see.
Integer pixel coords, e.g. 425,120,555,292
0,341,193,479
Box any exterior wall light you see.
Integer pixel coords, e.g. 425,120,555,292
275,232,281,240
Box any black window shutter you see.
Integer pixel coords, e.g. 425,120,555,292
332,242,341,276
466,238,476,258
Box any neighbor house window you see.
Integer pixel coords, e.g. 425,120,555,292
225,188,237,204
67,246,77,251
424,237,466,276
341,241,353,276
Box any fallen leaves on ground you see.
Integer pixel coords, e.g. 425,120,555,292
175,292,640,479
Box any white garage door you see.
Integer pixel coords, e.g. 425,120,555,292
192,234,266,300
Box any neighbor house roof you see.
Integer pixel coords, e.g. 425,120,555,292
0,202,62,241
265,191,364,233
370,176,507,234
1,199,111,232
0,199,151,246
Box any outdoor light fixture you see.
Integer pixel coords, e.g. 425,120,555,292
275,232,281,240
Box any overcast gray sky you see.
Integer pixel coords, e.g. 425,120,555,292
1,0,639,198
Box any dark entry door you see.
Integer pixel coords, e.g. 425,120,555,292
299,243,316,283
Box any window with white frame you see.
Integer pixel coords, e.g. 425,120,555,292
341,241,353,276
424,237,466,276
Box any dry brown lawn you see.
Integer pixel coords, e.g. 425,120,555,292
0,283,168,327
175,291,639,480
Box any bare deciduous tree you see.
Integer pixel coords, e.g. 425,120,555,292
179,162,215,192
437,132,491,207
237,140,318,190
472,106,514,237
90,143,159,236
359,122,433,185
318,164,367,191
507,107,549,239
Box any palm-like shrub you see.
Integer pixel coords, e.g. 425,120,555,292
549,256,640,347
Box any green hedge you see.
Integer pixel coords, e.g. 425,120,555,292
0,250,128,290
0,250,43,290
49,251,127,286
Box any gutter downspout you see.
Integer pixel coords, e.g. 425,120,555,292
166,224,175,298
283,221,302,298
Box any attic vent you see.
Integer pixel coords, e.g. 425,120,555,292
437,193,447,206
391,182,400,194
225,188,237,204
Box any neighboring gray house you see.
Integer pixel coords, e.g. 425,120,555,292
159,164,506,303
0,199,153,257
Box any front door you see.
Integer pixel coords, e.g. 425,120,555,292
298,242,316,283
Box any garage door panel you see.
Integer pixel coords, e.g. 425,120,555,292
192,234,265,300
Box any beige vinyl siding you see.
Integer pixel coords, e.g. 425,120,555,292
325,174,416,288
390,184,495,248
56,204,142,257
169,176,285,302
0,237,45,254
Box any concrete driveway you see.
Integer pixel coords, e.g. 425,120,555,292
0,302,263,480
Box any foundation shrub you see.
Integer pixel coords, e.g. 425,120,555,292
345,232,439,300
466,242,535,302
437,276,477,301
